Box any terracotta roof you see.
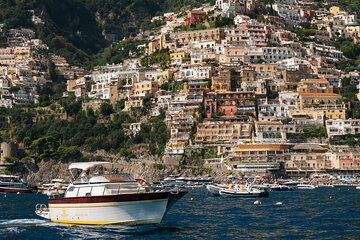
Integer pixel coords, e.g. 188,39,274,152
234,144,291,151
303,78,328,83
256,121,283,125
292,144,327,151
298,93,340,97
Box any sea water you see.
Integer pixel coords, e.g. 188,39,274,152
0,187,359,239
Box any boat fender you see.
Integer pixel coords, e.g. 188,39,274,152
254,200,261,205
17,192,20,195
276,202,283,205
329,196,332,199
190,198,194,201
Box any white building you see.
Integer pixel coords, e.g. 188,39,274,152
89,64,143,100
326,119,360,137
175,65,213,80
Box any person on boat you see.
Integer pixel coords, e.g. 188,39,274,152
81,169,91,183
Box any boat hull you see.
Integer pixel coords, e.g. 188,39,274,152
44,192,183,225
270,186,295,191
219,189,269,198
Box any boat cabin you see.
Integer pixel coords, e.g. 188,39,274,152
64,162,146,198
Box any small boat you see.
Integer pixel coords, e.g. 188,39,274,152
38,179,68,196
270,184,295,191
35,162,187,225
282,180,301,186
219,184,269,198
356,186,360,190
219,188,269,198
317,184,334,188
297,184,316,190
0,175,33,193
206,184,227,195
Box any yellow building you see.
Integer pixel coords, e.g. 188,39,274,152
285,144,328,175
147,35,166,54
211,71,231,92
330,6,340,15
195,117,254,145
324,108,347,120
227,143,291,173
170,28,225,45
170,51,190,64
297,78,333,94
124,97,143,111
298,92,341,109
132,81,159,97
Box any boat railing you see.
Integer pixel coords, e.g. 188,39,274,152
35,203,49,212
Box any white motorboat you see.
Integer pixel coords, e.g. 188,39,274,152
270,184,295,191
282,180,301,186
35,162,187,225
219,188,269,198
206,184,228,195
38,179,68,196
317,184,334,188
219,184,269,198
297,184,316,190
356,186,360,190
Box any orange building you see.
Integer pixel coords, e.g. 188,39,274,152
183,10,207,27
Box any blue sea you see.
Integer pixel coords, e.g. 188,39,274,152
0,187,359,239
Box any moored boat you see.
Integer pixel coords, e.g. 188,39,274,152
0,175,33,193
317,184,334,188
35,162,187,225
206,184,227,195
219,183,269,198
38,179,68,196
270,184,295,191
219,188,269,198
297,184,316,190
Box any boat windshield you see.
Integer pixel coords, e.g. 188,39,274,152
73,172,136,184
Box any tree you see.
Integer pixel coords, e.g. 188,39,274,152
100,102,114,117
31,136,60,160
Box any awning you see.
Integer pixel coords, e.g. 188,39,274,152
68,162,113,171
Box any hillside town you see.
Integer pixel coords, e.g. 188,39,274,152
1,0,360,179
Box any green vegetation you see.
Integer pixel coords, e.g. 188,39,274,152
292,24,317,42
90,39,147,69
208,17,235,28
287,127,327,141
330,134,360,146
303,127,327,138
141,19,166,32
0,0,211,68
0,100,170,162
141,48,170,69
335,78,360,118
334,38,360,72
133,115,170,156
99,103,114,117
338,0,360,12
267,90,279,100
160,80,184,92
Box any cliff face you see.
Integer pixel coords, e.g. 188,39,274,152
10,150,179,186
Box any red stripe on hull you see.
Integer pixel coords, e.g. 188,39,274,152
49,192,170,204
0,187,33,193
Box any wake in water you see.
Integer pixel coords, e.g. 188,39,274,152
0,218,50,227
